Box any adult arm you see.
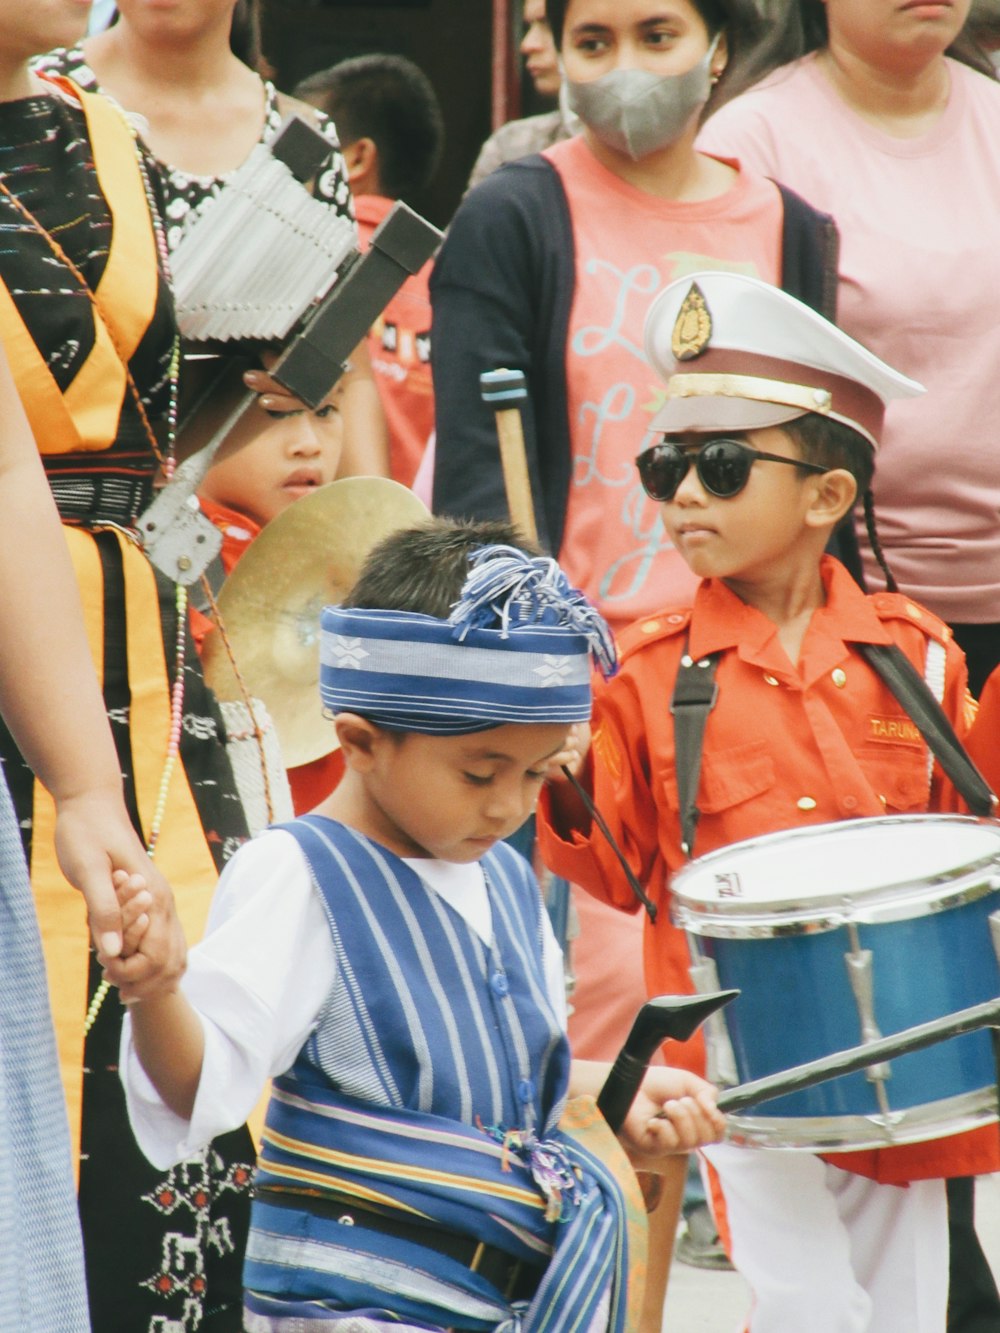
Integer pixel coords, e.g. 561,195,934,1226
0,343,183,978
431,159,573,552
336,338,391,478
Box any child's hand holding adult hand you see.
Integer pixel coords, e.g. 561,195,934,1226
97,863,188,1005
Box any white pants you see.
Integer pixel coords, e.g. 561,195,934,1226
702,1143,949,1333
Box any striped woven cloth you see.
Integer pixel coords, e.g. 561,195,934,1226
245,1080,640,1333
0,776,89,1330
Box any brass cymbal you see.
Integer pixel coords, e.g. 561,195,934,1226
202,476,429,766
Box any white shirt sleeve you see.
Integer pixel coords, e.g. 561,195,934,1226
540,905,569,1031
120,830,334,1169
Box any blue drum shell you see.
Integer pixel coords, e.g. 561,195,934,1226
706,888,1000,1119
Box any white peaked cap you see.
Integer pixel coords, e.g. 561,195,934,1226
643,271,924,449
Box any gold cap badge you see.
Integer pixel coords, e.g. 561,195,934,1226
671,282,712,361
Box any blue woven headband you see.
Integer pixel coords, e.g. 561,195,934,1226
320,546,616,735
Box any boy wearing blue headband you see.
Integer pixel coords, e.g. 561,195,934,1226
112,517,724,1332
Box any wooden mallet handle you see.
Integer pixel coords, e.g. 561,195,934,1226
480,368,538,545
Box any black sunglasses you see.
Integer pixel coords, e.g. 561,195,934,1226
636,438,828,502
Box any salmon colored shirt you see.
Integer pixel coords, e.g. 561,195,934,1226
538,559,997,1182
355,194,434,489
544,136,784,633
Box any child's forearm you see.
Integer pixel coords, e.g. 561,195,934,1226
568,1058,611,1099
129,991,206,1121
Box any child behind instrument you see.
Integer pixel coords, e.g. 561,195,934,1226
537,271,999,1332
112,517,725,1331
185,360,346,652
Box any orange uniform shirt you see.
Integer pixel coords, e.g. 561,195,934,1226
537,557,996,1183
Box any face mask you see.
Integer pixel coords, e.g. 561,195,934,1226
564,34,721,161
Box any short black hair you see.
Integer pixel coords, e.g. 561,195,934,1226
783,412,873,495
294,55,444,202
783,412,898,592
345,517,540,618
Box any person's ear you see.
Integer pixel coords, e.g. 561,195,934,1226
340,136,378,188
333,713,387,772
804,468,858,530
710,31,729,83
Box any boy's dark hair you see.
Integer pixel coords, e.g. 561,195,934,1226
346,518,539,618
783,413,896,592
545,0,765,116
294,55,444,202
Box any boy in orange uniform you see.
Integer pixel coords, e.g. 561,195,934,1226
538,271,997,1331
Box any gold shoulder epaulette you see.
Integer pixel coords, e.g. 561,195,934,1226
869,592,951,646
616,607,693,662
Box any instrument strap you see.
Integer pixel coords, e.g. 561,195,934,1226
669,640,720,858
857,641,996,817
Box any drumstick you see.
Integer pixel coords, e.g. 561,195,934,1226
714,995,1000,1116
480,368,539,545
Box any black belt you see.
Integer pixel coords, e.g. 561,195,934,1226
255,1186,545,1301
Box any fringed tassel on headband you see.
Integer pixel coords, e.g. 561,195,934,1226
449,545,618,679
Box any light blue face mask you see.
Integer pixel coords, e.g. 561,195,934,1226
564,33,722,161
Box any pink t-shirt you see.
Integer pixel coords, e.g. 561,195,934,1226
545,135,784,632
700,55,1000,624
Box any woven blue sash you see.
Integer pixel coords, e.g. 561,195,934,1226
246,1079,630,1333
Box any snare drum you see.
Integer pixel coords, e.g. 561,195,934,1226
671,815,1000,1151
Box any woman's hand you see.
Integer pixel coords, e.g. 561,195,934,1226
55,789,187,1001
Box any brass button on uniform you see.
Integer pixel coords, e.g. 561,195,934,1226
831,668,847,688
796,796,817,812
763,673,780,686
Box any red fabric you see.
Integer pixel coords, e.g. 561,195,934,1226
965,664,1000,795
355,195,434,489
287,749,345,814
538,558,999,1182
189,498,261,652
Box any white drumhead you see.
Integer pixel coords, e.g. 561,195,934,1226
672,815,1000,933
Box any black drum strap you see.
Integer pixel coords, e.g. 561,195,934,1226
670,643,720,858
858,642,996,817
